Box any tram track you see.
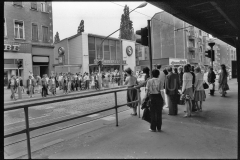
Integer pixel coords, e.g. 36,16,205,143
4,107,131,147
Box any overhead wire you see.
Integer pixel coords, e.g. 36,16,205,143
110,2,176,28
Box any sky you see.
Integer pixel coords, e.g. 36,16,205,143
52,2,163,40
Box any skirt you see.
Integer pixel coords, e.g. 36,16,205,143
127,86,138,108
183,87,194,100
194,90,206,101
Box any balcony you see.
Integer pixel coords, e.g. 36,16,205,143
188,35,195,40
188,46,196,52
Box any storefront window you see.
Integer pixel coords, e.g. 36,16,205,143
88,36,96,64
110,40,116,60
116,41,121,60
104,40,110,60
96,38,103,59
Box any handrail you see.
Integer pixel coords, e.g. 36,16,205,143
4,87,142,159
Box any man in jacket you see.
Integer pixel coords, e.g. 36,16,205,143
165,67,180,115
8,75,17,100
41,74,47,97
26,75,34,98
207,67,216,96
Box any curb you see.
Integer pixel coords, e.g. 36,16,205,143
4,86,127,106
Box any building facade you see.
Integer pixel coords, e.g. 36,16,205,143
4,2,54,86
149,11,212,68
54,33,137,74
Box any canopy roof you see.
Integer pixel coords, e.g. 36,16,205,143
148,0,240,47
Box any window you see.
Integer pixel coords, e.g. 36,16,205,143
13,2,22,6
104,40,110,60
116,41,121,60
42,26,48,42
14,20,24,39
88,37,95,64
32,23,38,41
199,46,202,53
31,2,37,10
96,38,103,59
40,2,47,12
4,18,7,37
110,40,116,60
199,30,202,36
192,52,195,59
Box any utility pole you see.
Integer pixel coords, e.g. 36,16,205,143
208,42,215,68
148,20,153,78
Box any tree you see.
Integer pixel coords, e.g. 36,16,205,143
54,32,60,43
119,5,133,40
77,20,84,33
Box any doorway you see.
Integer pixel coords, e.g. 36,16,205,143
40,66,49,77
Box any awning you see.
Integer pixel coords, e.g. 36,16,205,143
53,64,82,67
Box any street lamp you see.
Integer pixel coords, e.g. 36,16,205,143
97,2,147,86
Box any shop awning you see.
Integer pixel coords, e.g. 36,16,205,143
53,64,82,67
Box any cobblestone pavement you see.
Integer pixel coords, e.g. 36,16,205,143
4,90,128,127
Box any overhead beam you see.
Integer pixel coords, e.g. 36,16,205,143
210,1,238,30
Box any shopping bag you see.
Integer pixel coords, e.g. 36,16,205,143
142,108,151,123
209,83,213,90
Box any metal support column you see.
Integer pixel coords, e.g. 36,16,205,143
114,92,118,126
148,20,153,78
24,107,31,159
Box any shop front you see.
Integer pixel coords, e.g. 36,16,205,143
139,58,188,70
90,59,127,73
4,42,32,86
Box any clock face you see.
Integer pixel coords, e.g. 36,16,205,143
126,46,133,56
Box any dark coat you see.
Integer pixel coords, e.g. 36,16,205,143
207,71,216,83
26,79,35,88
8,79,17,89
165,72,180,95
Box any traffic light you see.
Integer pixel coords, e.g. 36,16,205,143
17,60,23,68
205,50,215,61
98,60,102,67
136,27,148,46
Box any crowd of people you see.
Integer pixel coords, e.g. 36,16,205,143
124,64,229,132
7,69,125,100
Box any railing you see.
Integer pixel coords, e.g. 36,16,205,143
4,87,142,159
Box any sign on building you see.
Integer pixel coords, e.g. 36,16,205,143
4,44,20,52
169,58,187,66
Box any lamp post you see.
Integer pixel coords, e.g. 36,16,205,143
97,2,147,86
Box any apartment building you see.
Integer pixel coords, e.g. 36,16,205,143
4,2,54,86
139,11,212,69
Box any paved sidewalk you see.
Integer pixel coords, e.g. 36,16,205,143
21,79,238,159
4,83,122,103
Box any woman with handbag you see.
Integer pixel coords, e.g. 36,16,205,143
181,65,194,117
124,67,138,116
218,64,229,97
194,67,206,112
144,69,164,132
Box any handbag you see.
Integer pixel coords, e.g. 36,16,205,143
142,108,151,123
177,91,185,105
223,83,229,91
203,82,209,89
141,94,150,109
27,90,29,94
